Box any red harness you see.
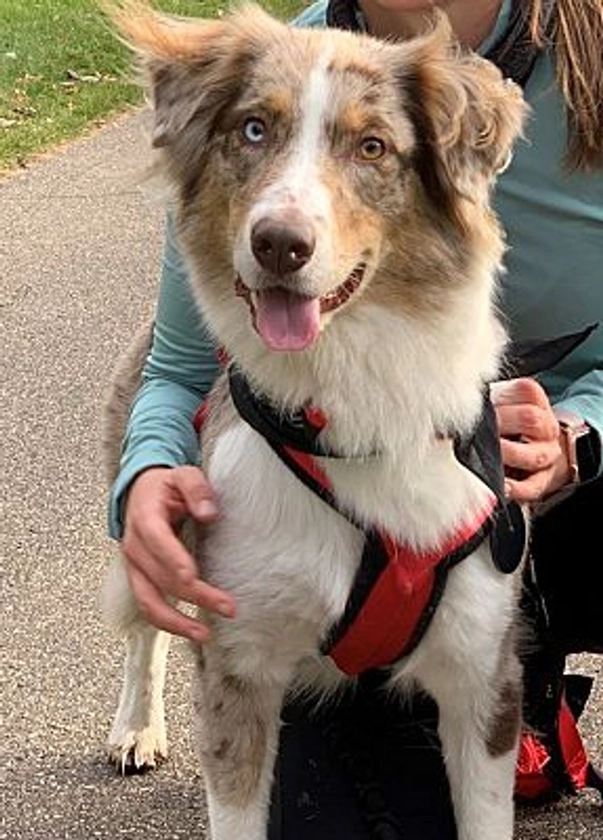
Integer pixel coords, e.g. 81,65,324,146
193,334,599,798
285,443,497,674
195,366,499,675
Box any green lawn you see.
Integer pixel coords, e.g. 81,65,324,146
0,0,301,173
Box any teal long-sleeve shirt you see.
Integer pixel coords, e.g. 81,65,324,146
108,1,603,539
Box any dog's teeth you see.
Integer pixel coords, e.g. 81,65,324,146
320,263,366,313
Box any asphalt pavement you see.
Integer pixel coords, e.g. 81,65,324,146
1,108,602,839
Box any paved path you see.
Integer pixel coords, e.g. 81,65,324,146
1,110,602,839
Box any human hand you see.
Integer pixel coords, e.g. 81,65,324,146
121,465,236,642
490,377,571,503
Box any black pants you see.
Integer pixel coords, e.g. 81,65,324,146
530,475,603,655
268,677,456,840
267,477,603,839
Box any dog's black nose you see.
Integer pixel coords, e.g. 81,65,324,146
251,216,315,276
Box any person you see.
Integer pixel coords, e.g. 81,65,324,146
107,0,603,836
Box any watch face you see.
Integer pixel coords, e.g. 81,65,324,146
576,429,600,483
555,411,600,484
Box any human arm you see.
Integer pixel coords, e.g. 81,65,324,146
488,43,603,504
108,215,236,639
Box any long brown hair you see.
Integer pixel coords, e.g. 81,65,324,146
529,0,603,171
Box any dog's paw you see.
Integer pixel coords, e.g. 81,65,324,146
107,725,168,775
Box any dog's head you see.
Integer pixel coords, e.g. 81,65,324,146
107,2,527,354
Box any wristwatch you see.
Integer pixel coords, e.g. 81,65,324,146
554,410,601,484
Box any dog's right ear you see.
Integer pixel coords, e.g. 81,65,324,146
101,1,268,148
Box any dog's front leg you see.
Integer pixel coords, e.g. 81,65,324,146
410,561,523,840
193,650,287,840
436,679,520,840
107,623,171,771
104,557,171,771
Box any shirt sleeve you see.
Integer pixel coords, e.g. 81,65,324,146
107,214,220,539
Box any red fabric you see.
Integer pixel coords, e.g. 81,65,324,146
557,696,589,790
303,405,328,430
515,733,553,800
193,400,209,433
216,347,230,367
329,499,497,675
283,446,333,490
515,696,589,800
192,347,229,432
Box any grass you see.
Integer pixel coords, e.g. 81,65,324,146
0,0,301,173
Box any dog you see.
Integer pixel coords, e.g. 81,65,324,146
101,3,529,838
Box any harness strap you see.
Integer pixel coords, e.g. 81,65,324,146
323,506,495,675
227,366,498,674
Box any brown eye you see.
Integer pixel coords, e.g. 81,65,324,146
242,117,267,145
358,136,386,161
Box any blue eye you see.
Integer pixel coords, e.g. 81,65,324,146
242,117,267,144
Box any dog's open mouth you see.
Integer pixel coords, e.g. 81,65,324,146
235,263,366,351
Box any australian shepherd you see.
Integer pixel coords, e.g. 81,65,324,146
101,3,528,839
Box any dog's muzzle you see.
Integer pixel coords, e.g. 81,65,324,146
235,260,366,353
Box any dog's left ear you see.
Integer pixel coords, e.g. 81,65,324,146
397,13,528,226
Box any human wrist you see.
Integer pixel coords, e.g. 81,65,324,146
123,466,173,520
554,409,601,485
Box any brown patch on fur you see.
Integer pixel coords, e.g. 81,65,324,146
363,185,505,318
332,101,375,137
213,738,233,760
486,625,524,757
486,679,523,757
261,89,295,122
193,665,274,808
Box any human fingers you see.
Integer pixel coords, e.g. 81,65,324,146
126,562,211,643
496,402,558,445
125,466,233,603
500,434,570,502
130,466,218,531
167,465,220,522
499,436,559,476
504,472,553,504
492,379,554,443
491,377,551,410
124,516,236,617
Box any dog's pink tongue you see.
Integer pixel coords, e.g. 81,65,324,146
255,288,320,351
